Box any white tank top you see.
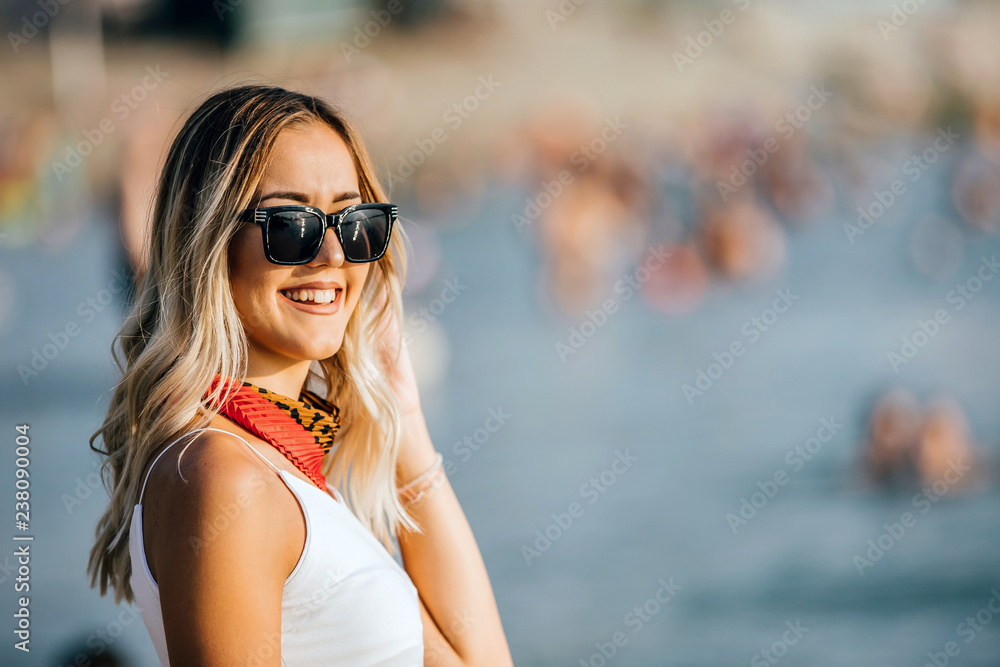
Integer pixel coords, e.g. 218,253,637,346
127,428,424,666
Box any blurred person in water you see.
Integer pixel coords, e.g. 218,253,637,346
537,156,648,313
695,190,786,283
864,389,980,489
504,96,649,313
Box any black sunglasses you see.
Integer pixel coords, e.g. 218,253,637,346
238,202,398,265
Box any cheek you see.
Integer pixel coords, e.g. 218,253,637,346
346,265,372,310
229,228,260,281
228,230,276,326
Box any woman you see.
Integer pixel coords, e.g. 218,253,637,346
87,84,513,666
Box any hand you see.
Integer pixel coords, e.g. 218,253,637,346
388,335,423,417
372,291,437,485
375,305,422,417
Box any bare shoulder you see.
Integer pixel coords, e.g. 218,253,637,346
140,428,302,664
141,428,299,584
145,428,276,515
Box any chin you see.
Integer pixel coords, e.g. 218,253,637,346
296,339,345,362
258,329,344,363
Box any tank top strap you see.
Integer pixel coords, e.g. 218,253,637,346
198,427,286,475
137,427,284,506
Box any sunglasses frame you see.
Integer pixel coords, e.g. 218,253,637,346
238,202,398,265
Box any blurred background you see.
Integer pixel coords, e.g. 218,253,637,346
2,0,1000,664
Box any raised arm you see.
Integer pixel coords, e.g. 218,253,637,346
396,408,514,666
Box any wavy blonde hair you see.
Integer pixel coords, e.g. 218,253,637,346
88,84,417,604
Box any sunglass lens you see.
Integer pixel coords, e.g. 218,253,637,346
267,211,325,263
341,208,390,261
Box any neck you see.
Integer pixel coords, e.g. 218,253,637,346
210,366,340,492
245,351,312,398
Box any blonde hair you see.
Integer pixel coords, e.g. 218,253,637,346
88,84,417,604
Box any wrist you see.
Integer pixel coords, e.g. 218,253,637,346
397,452,445,507
395,408,438,485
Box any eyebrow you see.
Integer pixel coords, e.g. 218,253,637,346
256,190,361,206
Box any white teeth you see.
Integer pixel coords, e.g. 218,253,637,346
282,288,340,304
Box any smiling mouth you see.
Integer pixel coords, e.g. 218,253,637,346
279,288,342,305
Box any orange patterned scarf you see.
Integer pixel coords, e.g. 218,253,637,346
206,375,341,490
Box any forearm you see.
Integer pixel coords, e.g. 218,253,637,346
395,408,513,666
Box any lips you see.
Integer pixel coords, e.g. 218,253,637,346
280,288,340,304
278,282,343,313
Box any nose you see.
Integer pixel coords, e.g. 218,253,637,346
309,226,346,267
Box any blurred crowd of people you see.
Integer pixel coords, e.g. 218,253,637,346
3,2,1000,295
498,65,1000,320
